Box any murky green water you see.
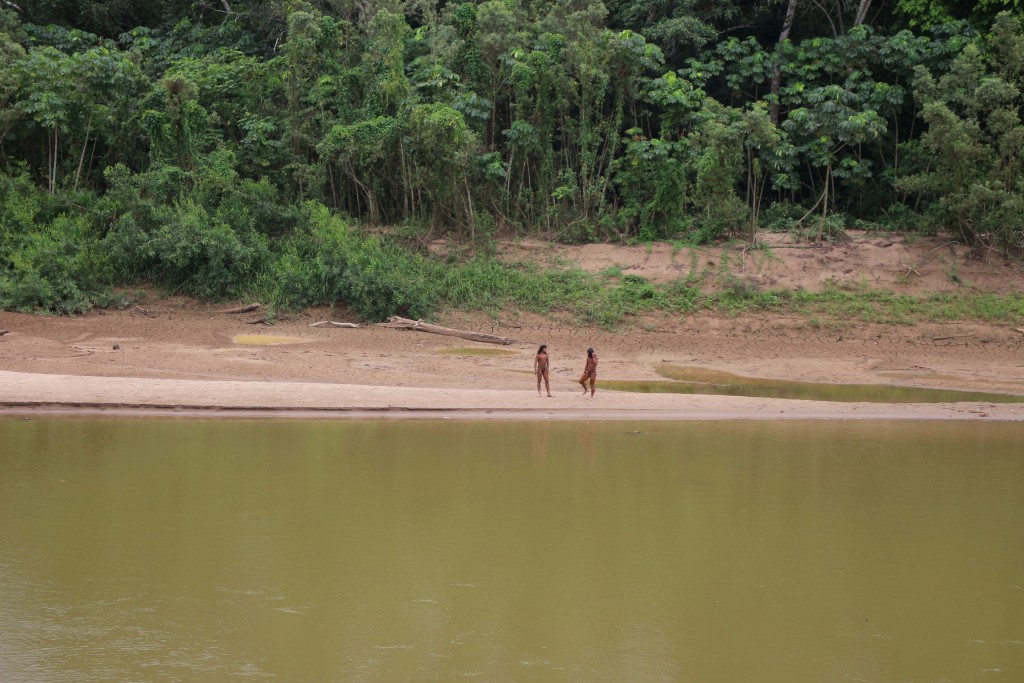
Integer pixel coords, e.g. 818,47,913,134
2,418,1023,682
600,365,1024,403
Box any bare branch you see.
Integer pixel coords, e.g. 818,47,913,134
377,317,516,345
310,321,361,328
216,303,261,314
807,0,839,36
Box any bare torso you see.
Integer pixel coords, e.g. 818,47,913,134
535,352,549,373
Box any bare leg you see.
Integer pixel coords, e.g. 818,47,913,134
589,377,596,398
544,372,552,397
537,373,542,397
579,375,588,396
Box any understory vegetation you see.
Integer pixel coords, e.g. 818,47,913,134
1,1,1023,321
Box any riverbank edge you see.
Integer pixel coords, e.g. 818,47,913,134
1,402,1019,422
2,371,1021,422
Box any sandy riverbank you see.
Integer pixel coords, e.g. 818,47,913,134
3,294,1023,420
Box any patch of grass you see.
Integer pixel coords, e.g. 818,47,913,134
670,240,685,261
686,250,701,283
777,286,1024,326
945,253,962,284
5,181,1022,329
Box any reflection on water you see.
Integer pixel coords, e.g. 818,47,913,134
599,364,1024,403
1,418,1023,682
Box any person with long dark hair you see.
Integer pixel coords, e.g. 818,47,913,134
534,344,552,397
579,347,598,398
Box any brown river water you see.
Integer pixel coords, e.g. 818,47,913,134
1,417,1022,682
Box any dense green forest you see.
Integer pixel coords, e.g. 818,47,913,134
1,0,1023,319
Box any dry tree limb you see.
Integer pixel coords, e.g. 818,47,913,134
128,305,157,317
217,303,261,314
377,316,516,345
900,260,921,277
309,321,361,328
0,330,8,336
1015,328,1024,335
244,316,271,325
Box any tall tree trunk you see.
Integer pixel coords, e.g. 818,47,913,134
48,127,60,193
464,177,475,241
747,147,756,242
853,0,873,26
74,114,93,191
817,163,831,242
770,0,799,125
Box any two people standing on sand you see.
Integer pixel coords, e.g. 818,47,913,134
534,344,598,398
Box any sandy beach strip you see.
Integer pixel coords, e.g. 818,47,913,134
2,371,1021,421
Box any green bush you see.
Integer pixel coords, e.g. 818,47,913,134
267,203,439,320
104,198,269,300
0,212,116,314
0,175,118,314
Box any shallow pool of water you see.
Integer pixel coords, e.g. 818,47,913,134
599,364,1024,403
232,334,307,345
438,347,520,356
1,418,1022,681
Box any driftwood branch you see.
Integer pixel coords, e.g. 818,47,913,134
310,321,361,328
128,305,157,317
1015,328,1024,335
217,303,260,314
377,316,516,345
244,317,270,325
900,260,921,277
0,329,8,336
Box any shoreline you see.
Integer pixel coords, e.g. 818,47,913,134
2,371,1021,421
3,295,1024,424
2,406,1021,421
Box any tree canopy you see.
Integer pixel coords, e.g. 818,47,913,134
1,0,1022,316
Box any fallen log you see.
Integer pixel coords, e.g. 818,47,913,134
217,303,260,314
377,316,516,345
309,321,361,328
0,329,8,336
1015,327,1024,335
244,316,271,325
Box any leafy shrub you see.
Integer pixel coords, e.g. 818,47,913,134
104,197,269,300
267,203,439,320
0,174,117,313
0,212,115,314
759,202,807,233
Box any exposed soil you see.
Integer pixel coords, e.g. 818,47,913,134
2,233,1023,420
